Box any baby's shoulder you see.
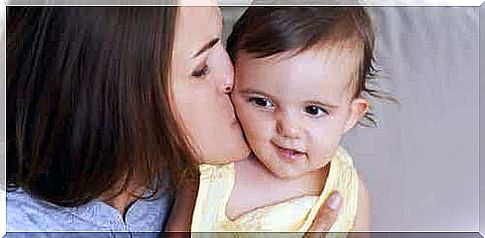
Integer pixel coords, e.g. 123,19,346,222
328,147,361,192
334,146,355,167
199,162,236,183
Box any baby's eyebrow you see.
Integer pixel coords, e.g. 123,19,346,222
304,100,339,110
237,88,268,96
237,88,280,103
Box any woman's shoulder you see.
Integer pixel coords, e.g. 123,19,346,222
7,187,58,209
6,187,174,232
6,188,69,232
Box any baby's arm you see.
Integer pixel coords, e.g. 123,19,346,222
348,178,371,238
165,181,198,232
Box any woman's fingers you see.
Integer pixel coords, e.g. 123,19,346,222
305,191,342,237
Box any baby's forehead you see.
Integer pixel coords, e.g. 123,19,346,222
235,45,361,98
238,40,362,65
310,44,363,68
236,44,362,82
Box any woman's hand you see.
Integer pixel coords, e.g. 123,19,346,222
304,191,342,238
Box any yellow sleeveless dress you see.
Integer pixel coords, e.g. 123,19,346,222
191,147,359,238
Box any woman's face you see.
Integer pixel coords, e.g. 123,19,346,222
171,3,250,164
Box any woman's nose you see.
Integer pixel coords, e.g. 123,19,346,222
220,50,235,94
276,113,302,139
223,83,233,94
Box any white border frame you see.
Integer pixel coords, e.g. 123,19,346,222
1,1,483,237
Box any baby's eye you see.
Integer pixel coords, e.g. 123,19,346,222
249,97,275,109
305,105,328,117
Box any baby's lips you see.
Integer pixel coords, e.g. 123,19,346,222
270,138,307,153
273,142,307,155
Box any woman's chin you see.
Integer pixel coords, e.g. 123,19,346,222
236,142,251,161
199,139,250,165
196,119,250,164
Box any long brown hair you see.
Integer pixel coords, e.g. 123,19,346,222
7,6,196,206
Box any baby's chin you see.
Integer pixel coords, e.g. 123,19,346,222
261,156,332,179
259,160,307,179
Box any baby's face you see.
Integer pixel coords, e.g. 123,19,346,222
232,47,367,178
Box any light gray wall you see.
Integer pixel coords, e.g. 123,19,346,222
221,6,480,232
355,7,478,232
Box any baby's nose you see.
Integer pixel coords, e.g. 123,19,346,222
276,115,302,139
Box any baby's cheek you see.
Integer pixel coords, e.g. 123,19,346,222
235,110,264,142
232,99,252,126
237,110,257,132
246,118,270,141
246,120,273,151
313,132,341,158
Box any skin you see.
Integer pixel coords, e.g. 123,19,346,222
166,2,367,233
103,0,251,217
167,2,251,231
170,2,250,165
232,47,368,179
229,46,371,233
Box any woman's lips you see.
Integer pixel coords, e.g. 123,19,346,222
272,143,307,162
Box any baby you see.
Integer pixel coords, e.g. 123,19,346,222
172,6,377,237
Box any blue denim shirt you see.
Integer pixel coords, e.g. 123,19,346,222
6,187,174,238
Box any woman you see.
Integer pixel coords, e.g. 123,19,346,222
6,2,342,235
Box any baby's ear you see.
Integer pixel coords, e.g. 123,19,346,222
343,98,369,134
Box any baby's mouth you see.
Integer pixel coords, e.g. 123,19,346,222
271,142,307,161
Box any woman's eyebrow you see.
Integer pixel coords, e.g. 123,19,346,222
192,38,220,58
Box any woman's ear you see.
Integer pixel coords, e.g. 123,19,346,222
343,98,369,134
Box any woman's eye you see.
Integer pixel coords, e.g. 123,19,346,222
249,97,274,109
191,64,210,78
305,105,328,117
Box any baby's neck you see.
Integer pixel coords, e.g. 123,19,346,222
226,156,330,220
244,154,327,193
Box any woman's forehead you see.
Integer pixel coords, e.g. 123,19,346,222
175,6,222,53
